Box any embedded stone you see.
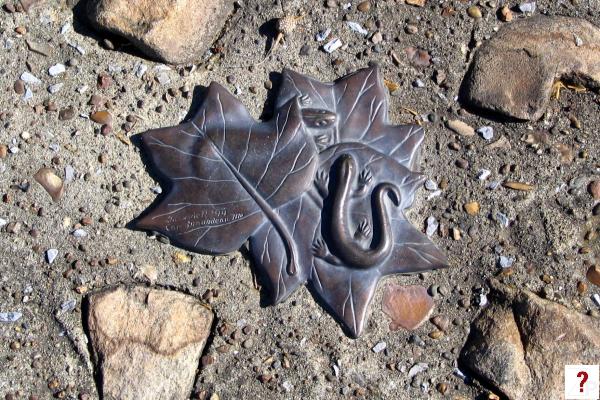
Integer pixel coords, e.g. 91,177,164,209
461,16,600,120
87,286,213,400
87,0,233,64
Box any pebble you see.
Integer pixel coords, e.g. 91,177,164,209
496,212,510,227
72,229,87,238
431,315,449,331
519,1,536,13
357,0,370,12
405,0,425,6
371,31,383,44
323,38,342,53
498,256,514,269
477,169,491,181
586,265,600,287
315,29,331,42
426,216,438,237
14,80,25,94
134,62,148,78
407,363,428,378
446,120,475,136
477,126,494,140
404,47,431,67
0,312,22,323
372,341,386,353
467,5,482,18
48,63,66,77
20,71,41,84
156,72,170,85
90,110,113,125
455,159,469,169
347,21,368,36
26,39,52,56
48,83,63,94
464,201,480,215
499,5,513,21
59,107,76,121
34,168,64,201
588,180,600,200
46,248,58,264
424,179,438,191
60,299,76,313
478,294,488,307
593,294,600,308
503,181,535,191
429,330,444,339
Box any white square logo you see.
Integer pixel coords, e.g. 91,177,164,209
565,365,600,400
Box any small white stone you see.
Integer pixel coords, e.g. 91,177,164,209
68,42,85,55
156,72,170,85
424,179,438,191
20,71,41,84
476,126,494,140
519,1,536,13
60,299,76,313
427,190,442,200
413,79,425,88
453,368,467,380
0,312,22,323
72,229,87,238
372,341,387,353
315,28,331,42
282,381,293,392
346,21,368,36
426,216,438,237
135,62,148,78
408,363,428,378
496,212,510,227
48,83,63,94
499,256,514,269
152,186,163,194
20,131,31,140
23,86,33,101
46,248,58,264
60,23,71,35
48,63,66,77
487,180,501,190
479,294,488,307
0,218,7,227
77,85,89,94
477,169,491,181
64,165,75,183
323,38,342,53
593,293,600,307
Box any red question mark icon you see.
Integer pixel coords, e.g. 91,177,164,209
577,371,589,393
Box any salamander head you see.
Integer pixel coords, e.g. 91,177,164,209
338,154,357,182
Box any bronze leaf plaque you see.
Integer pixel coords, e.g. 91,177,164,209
133,66,448,337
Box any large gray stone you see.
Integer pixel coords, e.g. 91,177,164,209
460,280,600,400
87,0,232,64
462,16,600,120
87,286,213,400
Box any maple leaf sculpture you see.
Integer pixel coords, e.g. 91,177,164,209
133,66,448,337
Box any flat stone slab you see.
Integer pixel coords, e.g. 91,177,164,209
461,16,600,120
86,286,213,400
87,0,232,64
460,280,600,400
